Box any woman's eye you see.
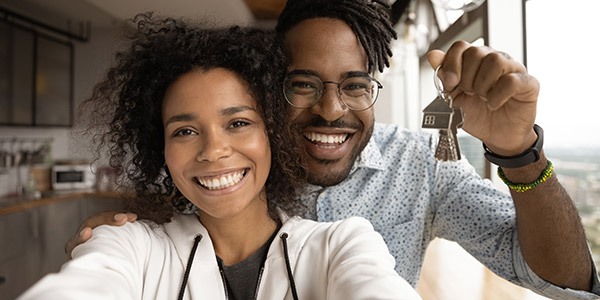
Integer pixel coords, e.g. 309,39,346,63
174,128,196,137
230,120,250,129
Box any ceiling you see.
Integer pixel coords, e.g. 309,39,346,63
0,0,287,30
1,0,409,41
243,0,287,20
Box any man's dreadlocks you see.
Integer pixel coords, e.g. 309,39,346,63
276,0,398,73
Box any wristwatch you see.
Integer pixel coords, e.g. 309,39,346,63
483,124,543,168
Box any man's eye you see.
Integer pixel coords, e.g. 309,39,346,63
344,83,367,90
343,79,369,90
292,81,313,88
174,128,195,136
230,120,250,128
291,81,318,91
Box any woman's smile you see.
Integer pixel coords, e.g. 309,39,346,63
195,168,248,191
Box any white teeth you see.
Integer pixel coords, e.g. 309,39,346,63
197,170,245,190
304,132,348,144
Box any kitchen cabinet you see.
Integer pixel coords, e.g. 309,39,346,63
37,198,81,275
0,19,73,127
0,209,41,300
0,193,126,299
0,22,34,126
34,37,73,126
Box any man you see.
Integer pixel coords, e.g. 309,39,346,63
69,0,599,298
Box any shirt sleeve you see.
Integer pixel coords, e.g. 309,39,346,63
326,217,423,300
431,159,600,299
17,223,148,300
512,233,600,299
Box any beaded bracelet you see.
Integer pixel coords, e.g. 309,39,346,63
497,160,554,193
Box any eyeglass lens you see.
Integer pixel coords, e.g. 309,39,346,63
284,74,380,110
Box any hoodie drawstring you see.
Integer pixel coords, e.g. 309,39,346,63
178,234,203,300
280,233,299,300
177,232,298,300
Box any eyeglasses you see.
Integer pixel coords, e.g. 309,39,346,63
283,73,383,111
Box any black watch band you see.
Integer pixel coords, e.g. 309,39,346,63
483,124,543,168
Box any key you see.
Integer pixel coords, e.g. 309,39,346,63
449,107,464,158
422,95,461,161
422,65,464,161
434,107,463,161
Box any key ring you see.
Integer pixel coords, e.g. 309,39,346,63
434,65,456,106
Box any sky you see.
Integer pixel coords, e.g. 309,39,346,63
526,0,600,148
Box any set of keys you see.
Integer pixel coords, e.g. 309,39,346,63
422,66,464,161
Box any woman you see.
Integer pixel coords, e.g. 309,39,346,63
19,14,421,300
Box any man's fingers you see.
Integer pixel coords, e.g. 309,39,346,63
126,212,138,222
65,239,76,260
459,46,491,95
65,211,137,260
65,227,91,260
79,227,93,240
486,73,539,110
427,49,445,70
438,41,472,91
83,211,128,228
113,213,128,224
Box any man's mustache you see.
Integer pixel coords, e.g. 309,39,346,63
294,116,362,130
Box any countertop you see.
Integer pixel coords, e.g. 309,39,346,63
0,190,127,216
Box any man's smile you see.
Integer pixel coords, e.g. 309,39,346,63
303,132,349,147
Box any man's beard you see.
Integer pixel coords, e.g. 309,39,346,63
294,117,373,187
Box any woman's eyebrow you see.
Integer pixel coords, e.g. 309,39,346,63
220,105,256,116
164,106,255,126
164,113,196,127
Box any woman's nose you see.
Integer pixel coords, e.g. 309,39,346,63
196,131,232,162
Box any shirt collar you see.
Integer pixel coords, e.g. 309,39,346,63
351,137,385,173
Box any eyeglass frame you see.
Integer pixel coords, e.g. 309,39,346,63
282,70,383,111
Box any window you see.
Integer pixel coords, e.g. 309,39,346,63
526,0,600,275
424,115,436,125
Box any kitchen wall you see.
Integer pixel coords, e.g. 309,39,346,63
0,2,121,197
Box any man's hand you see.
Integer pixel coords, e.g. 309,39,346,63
430,42,594,292
65,212,137,259
427,41,540,157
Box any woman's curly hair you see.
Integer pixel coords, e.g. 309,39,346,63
80,13,307,223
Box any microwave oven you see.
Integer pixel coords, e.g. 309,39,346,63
52,164,96,190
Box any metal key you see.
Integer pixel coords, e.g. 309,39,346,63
421,66,464,161
435,107,463,161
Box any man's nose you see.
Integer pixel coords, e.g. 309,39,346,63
196,131,232,162
310,86,347,122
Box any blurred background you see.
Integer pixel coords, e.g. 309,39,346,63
0,0,598,299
